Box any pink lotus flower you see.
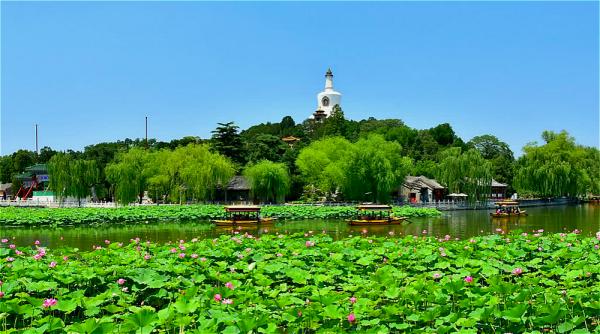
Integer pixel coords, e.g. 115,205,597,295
347,313,356,323
178,253,185,259
104,240,110,244
595,244,599,250
63,256,69,261
15,250,23,256
305,240,315,247
170,248,177,253
464,276,473,283
49,261,57,268
276,253,283,257
512,267,523,275
200,257,207,262
349,296,357,304
225,282,234,290
573,229,580,234
1,239,8,243
33,254,42,260
222,298,233,304
433,273,441,279
179,245,186,251
0,291,4,298
6,257,14,262
9,244,15,249
144,254,151,260
214,294,222,302
34,240,40,245
117,279,126,285
440,252,447,257
191,254,199,259
42,298,57,309
422,230,427,234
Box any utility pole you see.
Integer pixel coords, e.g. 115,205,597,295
145,116,148,149
35,124,39,154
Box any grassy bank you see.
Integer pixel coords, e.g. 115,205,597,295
0,232,598,333
0,205,441,226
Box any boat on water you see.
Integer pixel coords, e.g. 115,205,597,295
586,196,600,204
490,200,527,218
212,205,276,226
347,204,408,226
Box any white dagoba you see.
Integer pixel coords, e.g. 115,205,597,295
316,68,342,117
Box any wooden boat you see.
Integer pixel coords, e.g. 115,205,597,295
490,200,527,218
212,205,276,226
586,196,600,204
347,204,408,226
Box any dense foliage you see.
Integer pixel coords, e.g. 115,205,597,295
243,161,291,203
296,135,412,202
0,231,598,333
514,131,600,198
48,154,100,205
0,205,440,226
105,145,235,205
2,114,599,203
435,148,493,203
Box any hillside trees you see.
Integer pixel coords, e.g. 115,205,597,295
468,135,515,186
211,122,245,164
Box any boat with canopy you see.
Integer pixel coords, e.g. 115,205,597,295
490,200,527,218
212,205,276,226
347,204,408,225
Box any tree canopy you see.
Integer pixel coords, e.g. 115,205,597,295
244,160,290,203
48,153,99,205
514,131,599,197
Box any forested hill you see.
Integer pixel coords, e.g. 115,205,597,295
1,109,598,203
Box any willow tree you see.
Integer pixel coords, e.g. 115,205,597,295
435,147,492,204
105,148,150,205
296,135,412,203
244,160,290,203
140,144,235,204
514,131,598,197
173,144,235,202
48,153,99,205
342,135,412,203
295,137,354,197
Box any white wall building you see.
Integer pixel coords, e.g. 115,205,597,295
315,68,342,118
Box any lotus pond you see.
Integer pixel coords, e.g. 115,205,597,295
0,204,598,249
0,231,599,333
0,205,441,227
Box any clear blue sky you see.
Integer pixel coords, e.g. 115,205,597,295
1,2,598,156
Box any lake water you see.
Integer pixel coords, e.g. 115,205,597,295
1,204,598,250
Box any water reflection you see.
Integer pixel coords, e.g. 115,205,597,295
1,204,598,250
